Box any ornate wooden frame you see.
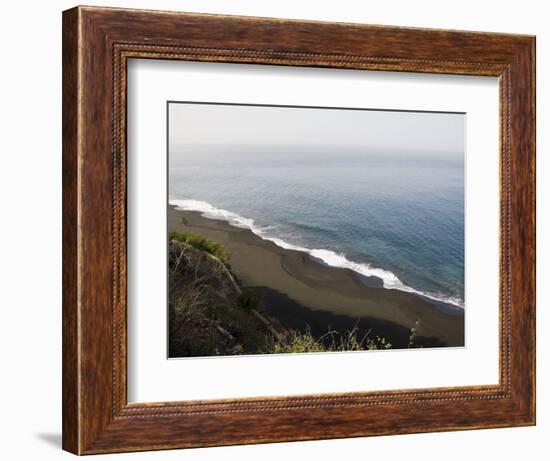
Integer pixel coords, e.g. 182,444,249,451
62,5,536,455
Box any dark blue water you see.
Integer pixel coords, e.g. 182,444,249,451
169,146,464,307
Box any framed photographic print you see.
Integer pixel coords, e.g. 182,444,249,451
62,6,535,455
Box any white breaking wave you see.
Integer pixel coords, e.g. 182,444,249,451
172,199,256,230
170,198,464,308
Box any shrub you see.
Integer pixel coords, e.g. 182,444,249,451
266,326,392,354
237,290,261,312
269,328,327,354
408,319,421,348
169,231,229,264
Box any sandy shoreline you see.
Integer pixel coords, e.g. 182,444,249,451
169,205,464,347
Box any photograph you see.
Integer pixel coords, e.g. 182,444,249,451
167,102,466,358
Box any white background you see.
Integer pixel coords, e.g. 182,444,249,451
128,61,499,402
0,1,547,460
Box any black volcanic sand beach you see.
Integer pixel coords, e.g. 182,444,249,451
169,205,464,348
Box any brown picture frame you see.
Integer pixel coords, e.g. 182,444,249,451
62,5,536,455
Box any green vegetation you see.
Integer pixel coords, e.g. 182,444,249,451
168,238,267,357
265,326,393,354
408,319,421,348
265,321,422,354
169,230,229,264
237,289,262,312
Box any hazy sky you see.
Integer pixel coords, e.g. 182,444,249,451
169,102,464,156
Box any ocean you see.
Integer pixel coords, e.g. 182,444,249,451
169,145,464,308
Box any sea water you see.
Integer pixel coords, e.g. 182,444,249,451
169,146,464,308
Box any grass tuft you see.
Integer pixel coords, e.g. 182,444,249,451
169,230,229,264
265,325,394,354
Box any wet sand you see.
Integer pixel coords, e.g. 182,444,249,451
169,205,464,347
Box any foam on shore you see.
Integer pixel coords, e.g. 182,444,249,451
170,198,464,308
